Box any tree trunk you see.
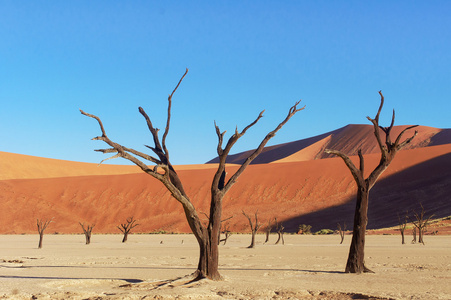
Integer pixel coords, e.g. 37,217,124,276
418,228,424,245
196,236,221,280
345,187,372,273
122,233,128,243
275,232,282,244
401,231,405,245
38,233,44,249
86,233,91,245
183,194,222,281
412,228,417,243
248,231,256,248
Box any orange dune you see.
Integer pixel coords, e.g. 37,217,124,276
0,151,220,180
1,141,450,234
0,152,140,180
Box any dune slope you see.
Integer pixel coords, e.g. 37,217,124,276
1,143,450,234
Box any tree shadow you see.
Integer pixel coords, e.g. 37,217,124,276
0,274,142,283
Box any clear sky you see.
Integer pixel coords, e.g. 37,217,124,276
1,1,450,165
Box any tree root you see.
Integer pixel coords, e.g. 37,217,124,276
363,266,375,273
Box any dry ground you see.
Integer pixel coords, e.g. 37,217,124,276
1,234,450,299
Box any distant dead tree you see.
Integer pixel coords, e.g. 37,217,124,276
411,227,417,244
37,218,53,249
81,69,304,280
242,210,262,248
409,204,434,245
275,218,285,245
79,222,95,245
218,215,233,245
264,218,275,244
219,222,232,245
325,91,418,274
397,212,408,245
117,217,139,243
337,222,346,244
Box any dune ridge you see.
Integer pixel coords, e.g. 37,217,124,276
0,151,219,180
207,124,449,164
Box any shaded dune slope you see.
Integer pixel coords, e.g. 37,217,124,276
1,144,450,234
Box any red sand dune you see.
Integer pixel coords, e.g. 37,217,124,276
0,125,450,234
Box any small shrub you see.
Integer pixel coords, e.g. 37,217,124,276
297,224,312,234
313,229,334,235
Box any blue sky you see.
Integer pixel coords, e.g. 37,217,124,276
1,1,450,165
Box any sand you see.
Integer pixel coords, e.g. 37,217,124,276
1,234,450,299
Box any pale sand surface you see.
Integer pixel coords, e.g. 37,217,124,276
1,234,450,299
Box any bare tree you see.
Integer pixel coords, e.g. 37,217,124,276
117,217,139,243
242,210,262,248
216,215,233,245
397,212,408,245
219,222,232,245
37,218,52,249
325,91,418,274
337,222,346,244
409,204,434,245
274,218,285,245
79,222,95,245
411,227,417,244
264,218,275,244
81,69,304,280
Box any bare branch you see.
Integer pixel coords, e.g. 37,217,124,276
223,100,305,193
98,153,121,165
214,121,226,156
221,215,234,223
80,110,108,138
324,149,364,186
374,90,384,124
163,68,189,156
394,126,419,150
358,149,364,175
138,107,164,159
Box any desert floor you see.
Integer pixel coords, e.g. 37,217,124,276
0,234,450,299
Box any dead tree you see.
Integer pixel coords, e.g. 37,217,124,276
325,91,418,274
217,215,233,245
264,218,275,244
409,204,434,245
117,217,139,243
37,219,52,249
337,222,346,244
219,222,232,245
411,227,417,244
81,69,304,280
242,210,262,248
79,222,95,245
275,218,285,245
397,212,408,245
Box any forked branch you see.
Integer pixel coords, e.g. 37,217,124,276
220,100,305,194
